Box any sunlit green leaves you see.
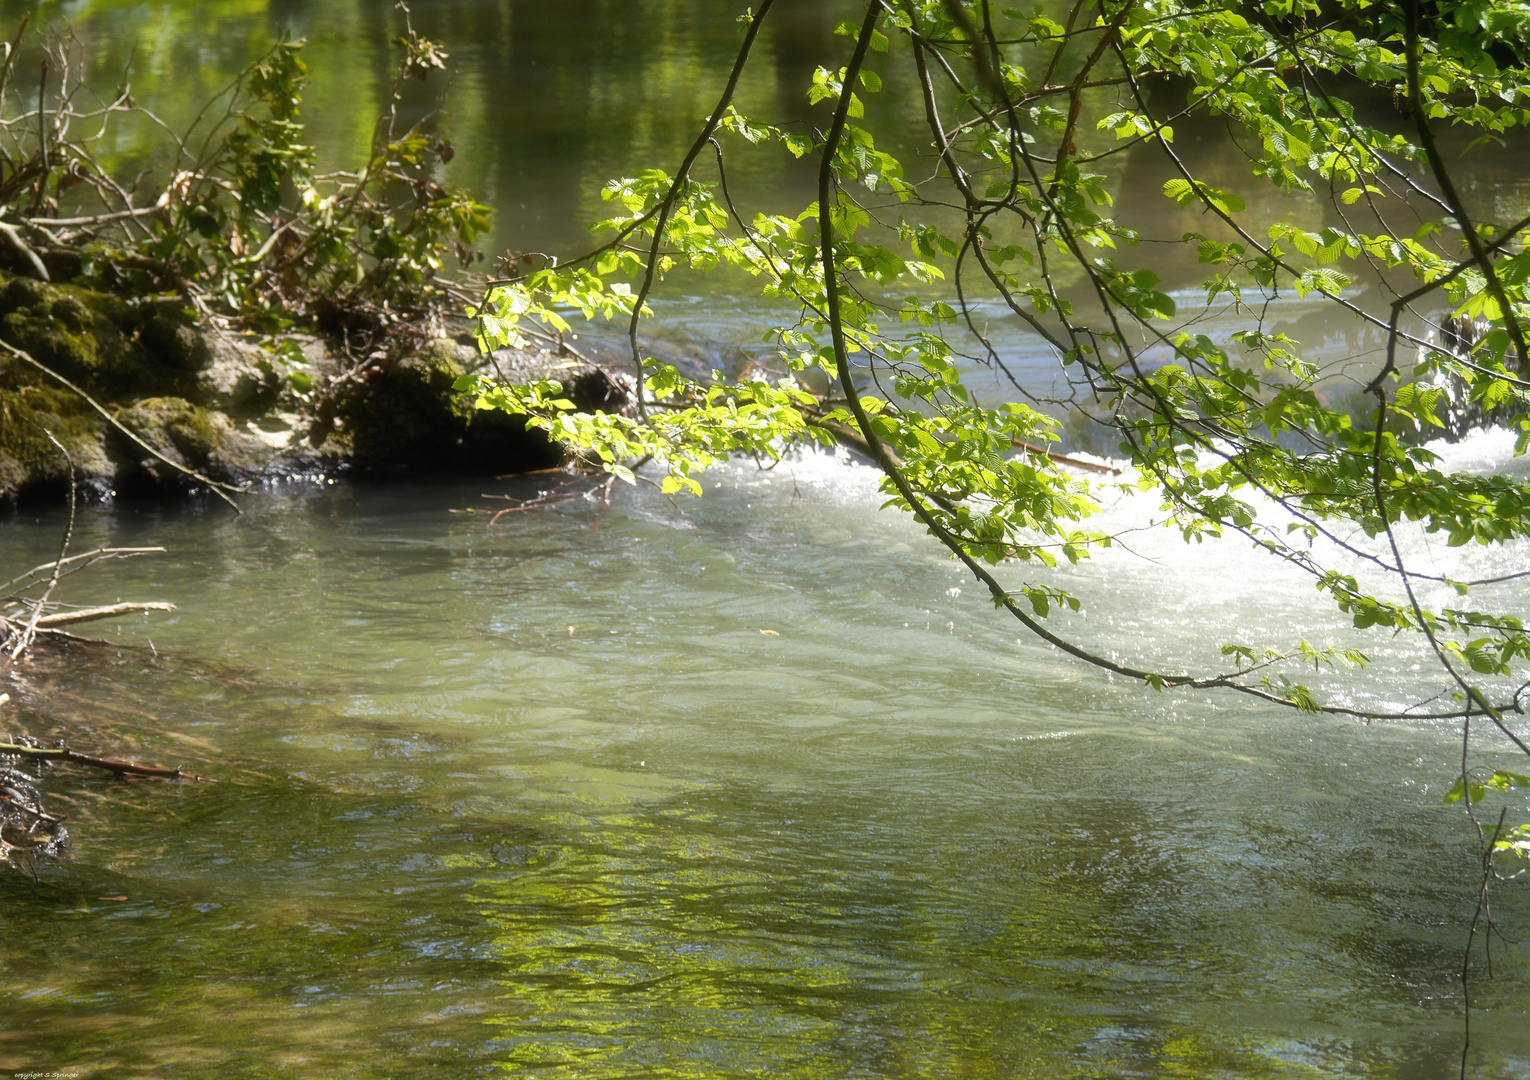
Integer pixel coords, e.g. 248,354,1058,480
1495,822,1530,859
1444,769,1530,804
1162,178,1245,215
1294,266,1352,297
1097,260,1176,319
463,0,1530,735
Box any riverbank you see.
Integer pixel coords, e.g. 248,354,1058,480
0,269,628,505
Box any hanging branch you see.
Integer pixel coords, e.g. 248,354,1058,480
625,0,779,420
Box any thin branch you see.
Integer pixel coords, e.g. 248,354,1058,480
625,0,778,420
0,740,214,782
3,428,75,666
1404,0,1529,377
0,546,164,599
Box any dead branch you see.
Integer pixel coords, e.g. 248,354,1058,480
1010,438,1120,476
0,220,48,279
29,602,177,627
0,546,165,599
4,429,77,666
0,740,212,781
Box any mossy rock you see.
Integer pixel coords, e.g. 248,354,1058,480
0,380,113,496
111,397,271,490
0,275,155,399
0,269,258,501
0,272,216,401
334,339,469,466
0,302,143,397
0,275,49,315
0,279,626,499
197,336,282,418
139,311,212,373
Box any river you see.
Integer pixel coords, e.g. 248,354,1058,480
3,0,1530,1076
3,437,1528,1076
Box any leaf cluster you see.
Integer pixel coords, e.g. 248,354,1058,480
468,1,1530,846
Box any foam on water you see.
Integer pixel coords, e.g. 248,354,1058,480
695,428,1530,721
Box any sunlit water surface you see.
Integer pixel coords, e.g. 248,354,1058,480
1,437,1528,1078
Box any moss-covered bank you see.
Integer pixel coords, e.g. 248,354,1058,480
0,270,626,504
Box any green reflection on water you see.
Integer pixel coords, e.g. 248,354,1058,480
19,0,859,263
19,0,1527,396
20,0,1529,286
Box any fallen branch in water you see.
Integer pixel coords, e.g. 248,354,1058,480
452,471,615,523
0,758,69,866
1,457,175,665
4,429,79,667
0,738,214,782
0,547,165,601
0,424,202,874
29,602,177,628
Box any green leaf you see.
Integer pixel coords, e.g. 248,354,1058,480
1498,251,1530,286
1444,777,1486,804
1486,769,1530,791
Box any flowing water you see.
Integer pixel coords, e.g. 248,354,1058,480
1,439,1528,1077
4,0,1530,1075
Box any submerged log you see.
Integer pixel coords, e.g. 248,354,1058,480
0,738,214,782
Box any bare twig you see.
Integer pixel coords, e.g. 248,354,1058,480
0,15,29,107
3,429,75,667
0,546,164,599
0,220,48,279
0,740,214,782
